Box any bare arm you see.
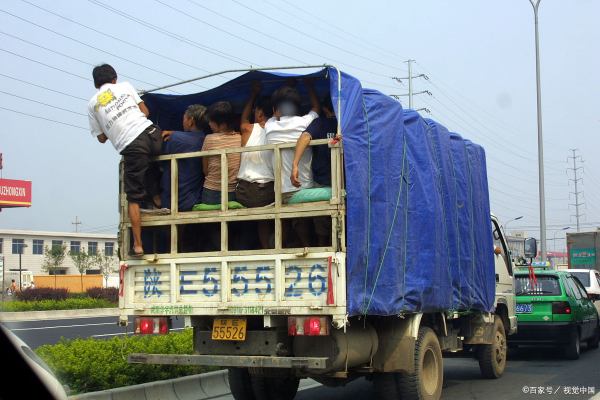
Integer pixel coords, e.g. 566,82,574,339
97,133,108,143
240,82,261,146
290,132,312,188
138,101,150,117
304,78,320,114
202,156,209,176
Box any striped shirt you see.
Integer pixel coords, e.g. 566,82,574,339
201,132,241,192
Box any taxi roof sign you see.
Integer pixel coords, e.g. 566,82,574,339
531,261,551,268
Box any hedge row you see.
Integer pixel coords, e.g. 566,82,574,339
1,297,115,312
36,329,215,394
15,287,118,302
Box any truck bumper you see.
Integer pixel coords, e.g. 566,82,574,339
128,353,328,369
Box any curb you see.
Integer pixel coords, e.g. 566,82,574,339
0,308,119,322
69,370,230,400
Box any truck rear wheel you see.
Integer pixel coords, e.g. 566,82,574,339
478,316,507,379
228,368,256,400
374,326,443,400
250,373,299,400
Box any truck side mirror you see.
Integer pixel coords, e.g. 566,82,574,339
524,237,537,259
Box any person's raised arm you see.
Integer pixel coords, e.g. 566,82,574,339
240,81,261,146
304,78,320,115
290,132,312,188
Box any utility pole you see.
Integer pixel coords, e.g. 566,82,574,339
391,60,429,110
567,149,584,232
72,216,82,233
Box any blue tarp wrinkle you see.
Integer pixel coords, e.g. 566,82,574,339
142,67,495,317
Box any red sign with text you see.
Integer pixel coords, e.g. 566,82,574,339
0,178,32,207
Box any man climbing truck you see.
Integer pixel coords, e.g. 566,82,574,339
119,66,516,400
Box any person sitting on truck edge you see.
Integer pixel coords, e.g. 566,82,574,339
161,104,207,212
265,79,320,203
201,101,241,204
87,63,164,257
236,82,275,248
290,94,337,246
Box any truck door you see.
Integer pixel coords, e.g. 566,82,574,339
492,218,516,332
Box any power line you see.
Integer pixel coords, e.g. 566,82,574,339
228,0,397,80
0,105,87,130
0,47,88,80
277,0,409,66
0,89,86,116
19,0,212,76
0,9,195,91
0,72,87,101
87,0,255,67
156,0,304,64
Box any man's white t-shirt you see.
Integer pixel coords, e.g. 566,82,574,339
88,82,152,153
237,123,274,183
265,111,318,193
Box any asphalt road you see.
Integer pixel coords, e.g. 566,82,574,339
213,345,600,400
1,315,186,348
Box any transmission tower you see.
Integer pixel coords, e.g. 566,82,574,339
567,149,584,232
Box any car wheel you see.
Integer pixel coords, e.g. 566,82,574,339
478,316,507,379
587,326,600,350
564,329,581,360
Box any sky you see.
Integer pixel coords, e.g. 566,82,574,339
1,0,599,252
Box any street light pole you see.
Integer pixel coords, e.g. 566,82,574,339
552,227,571,252
18,243,28,291
504,216,524,233
529,0,547,261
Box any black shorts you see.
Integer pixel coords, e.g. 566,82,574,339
120,125,162,204
235,180,275,208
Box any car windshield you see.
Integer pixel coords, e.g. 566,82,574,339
570,272,590,287
515,275,562,296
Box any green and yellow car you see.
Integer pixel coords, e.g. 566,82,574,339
511,266,600,359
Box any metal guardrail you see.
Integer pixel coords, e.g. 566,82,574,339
70,370,230,400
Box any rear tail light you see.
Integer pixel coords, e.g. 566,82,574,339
552,302,572,314
135,317,170,334
288,316,329,336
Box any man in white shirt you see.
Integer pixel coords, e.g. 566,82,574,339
88,64,162,257
265,80,320,203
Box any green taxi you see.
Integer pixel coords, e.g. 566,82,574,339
511,264,600,359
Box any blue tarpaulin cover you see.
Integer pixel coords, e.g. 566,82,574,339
142,67,495,316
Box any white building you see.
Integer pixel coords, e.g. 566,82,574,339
0,229,118,275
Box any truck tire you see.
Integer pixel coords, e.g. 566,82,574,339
478,316,507,379
587,326,600,350
374,326,443,400
228,368,256,400
564,329,581,360
250,375,299,400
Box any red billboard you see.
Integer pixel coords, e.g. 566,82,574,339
0,178,32,207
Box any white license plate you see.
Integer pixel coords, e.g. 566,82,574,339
516,304,533,313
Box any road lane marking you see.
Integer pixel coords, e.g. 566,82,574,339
91,327,186,338
9,322,116,331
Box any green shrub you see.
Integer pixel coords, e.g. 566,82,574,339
1,297,115,311
36,329,215,394
86,287,118,302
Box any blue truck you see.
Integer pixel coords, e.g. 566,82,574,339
119,66,516,400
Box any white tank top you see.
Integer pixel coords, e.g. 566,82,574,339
237,123,274,183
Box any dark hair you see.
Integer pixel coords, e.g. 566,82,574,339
185,104,207,129
255,96,273,119
271,86,301,114
322,94,334,113
206,101,234,128
92,64,117,88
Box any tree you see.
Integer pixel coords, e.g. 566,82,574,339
69,248,93,292
42,244,67,289
94,253,117,288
